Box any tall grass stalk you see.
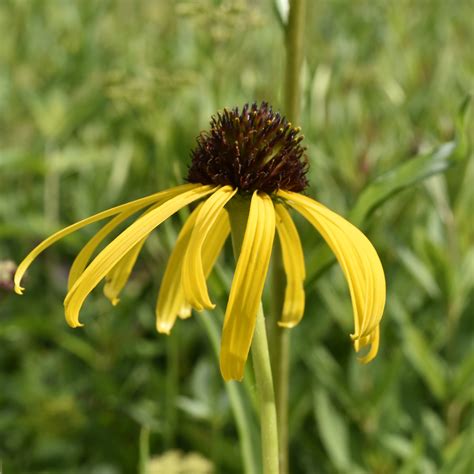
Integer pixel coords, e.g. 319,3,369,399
269,1,307,473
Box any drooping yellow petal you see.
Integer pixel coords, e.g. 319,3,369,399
179,206,230,317
201,207,230,275
182,186,236,311
278,190,385,361
99,194,191,305
220,192,275,381
68,187,188,289
68,211,139,290
70,193,187,303
14,183,198,294
103,237,147,305
275,204,306,328
155,204,202,334
63,185,216,328
156,203,230,334
279,191,379,334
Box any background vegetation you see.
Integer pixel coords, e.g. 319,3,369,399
0,1,472,472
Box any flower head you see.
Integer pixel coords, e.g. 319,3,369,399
188,102,308,193
15,102,385,381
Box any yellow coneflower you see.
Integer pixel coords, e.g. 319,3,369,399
14,102,385,381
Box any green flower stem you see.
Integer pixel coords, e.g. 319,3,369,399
270,1,308,473
228,199,280,474
251,305,280,474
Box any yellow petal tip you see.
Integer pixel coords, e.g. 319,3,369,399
156,323,172,335
65,315,83,328
220,351,245,382
357,352,376,364
190,303,214,313
178,306,192,319
221,371,244,383
353,330,379,364
277,321,297,329
14,285,24,295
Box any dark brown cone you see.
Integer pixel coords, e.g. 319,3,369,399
187,102,309,193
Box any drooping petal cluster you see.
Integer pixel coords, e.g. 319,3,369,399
155,200,230,334
275,204,306,328
181,186,237,311
14,184,216,327
15,103,386,382
278,191,385,362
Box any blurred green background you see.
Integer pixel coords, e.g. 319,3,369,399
1,1,473,473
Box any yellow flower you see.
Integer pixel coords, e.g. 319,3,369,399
15,102,385,381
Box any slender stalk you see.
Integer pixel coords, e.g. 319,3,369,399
270,1,307,473
228,199,280,474
138,425,150,474
284,0,307,123
268,242,289,473
251,306,280,474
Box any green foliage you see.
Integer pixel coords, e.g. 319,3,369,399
1,0,473,473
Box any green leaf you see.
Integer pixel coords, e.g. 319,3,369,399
440,428,474,474
391,297,447,401
53,332,104,370
273,0,289,26
453,350,474,400
397,247,441,298
313,388,352,471
349,141,457,226
304,346,353,410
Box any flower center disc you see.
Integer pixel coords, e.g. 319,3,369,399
187,102,309,193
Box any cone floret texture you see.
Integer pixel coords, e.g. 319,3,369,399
187,102,309,193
